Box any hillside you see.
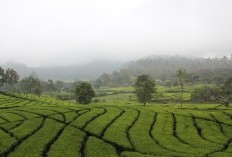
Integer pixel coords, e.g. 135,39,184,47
0,93,231,156
95,55,232,86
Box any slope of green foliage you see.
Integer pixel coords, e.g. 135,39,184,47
0,93,231,157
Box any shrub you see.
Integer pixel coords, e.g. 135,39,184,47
164,80,172,87
220,97,230,107
93,99,100,103
191,86,222,102
96,91,107,97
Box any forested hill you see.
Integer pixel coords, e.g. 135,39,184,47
125,55,232,78
96,55,232,85
2,55,232,82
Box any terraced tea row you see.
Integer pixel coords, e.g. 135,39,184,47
0,94,232,157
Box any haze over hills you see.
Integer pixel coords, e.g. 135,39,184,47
1,54,232,82
1,60,124,81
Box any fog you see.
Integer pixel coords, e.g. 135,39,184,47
0,0,232,67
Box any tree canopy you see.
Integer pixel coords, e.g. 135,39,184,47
134,75,155,106
19,73,42,96
75,81,95,104
0,67,5,86
191,86,222,102
0,67,19,91
223,77,232,96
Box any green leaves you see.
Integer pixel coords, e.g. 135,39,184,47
223,77,232,96
75,82,95,104
5,68,19,86
134,75,155,106
0,67,5,86
0,67,19,87
191,85,222,102
19,73,42,96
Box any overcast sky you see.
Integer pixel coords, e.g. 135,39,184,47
0,0,232,67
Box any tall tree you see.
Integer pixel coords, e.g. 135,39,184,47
220,77,232,106
75,81,95,104
134,75,155,106
98,73,110,85
0,67,5,86
55,80,64,92
222,77,232,97
4,68,19,90
47,80,56,93
176,68,187,108
19,73,42,96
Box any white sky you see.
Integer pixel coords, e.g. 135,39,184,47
0,0,232,66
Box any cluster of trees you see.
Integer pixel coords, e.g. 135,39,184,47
1,65,231,106
94,55,232,87
9,73,68,96
41,80,66,93
0,66,155,106
126,55,232,80
133,68,232,106
0,67,19,91
191,77,232,105
191,86,222,102
0,67,70,97
18,73,42,96
173,68,232,105
0,67,95,104
76,74,155,105
94,70,132,88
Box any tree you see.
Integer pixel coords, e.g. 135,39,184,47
221,76,232,105
4,68,19,90
47,80,56,93
134,75,155,106
19,73,42,96
176,68,187,108
98,73,110,86
191,86,222,102
93,79,103,88
222,77,232,96
0,67,5,86
55,80,64,92
164,80,172,87
72,81,82,93
75,81,95,104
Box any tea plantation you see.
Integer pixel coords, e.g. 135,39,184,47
0,93,231,157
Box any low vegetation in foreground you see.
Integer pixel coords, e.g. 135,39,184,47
0,93,231,157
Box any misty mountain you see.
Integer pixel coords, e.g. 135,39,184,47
1,62,31,78
1,60,124,81
2,55,232,82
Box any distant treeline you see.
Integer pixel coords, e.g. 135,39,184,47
94,55,232,87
